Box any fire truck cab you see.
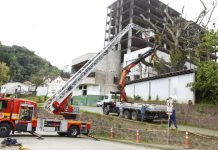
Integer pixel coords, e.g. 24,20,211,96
0,98,37,137
0,97,91,137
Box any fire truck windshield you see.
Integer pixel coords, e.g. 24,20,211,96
0,100,8,111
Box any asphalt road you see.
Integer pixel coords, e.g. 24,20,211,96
80,106,103,114
0,134,159,150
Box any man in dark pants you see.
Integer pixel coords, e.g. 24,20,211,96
169,108,178,128
141,105,146,121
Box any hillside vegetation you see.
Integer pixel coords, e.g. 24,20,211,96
0,43,59,82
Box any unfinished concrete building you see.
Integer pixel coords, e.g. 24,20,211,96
104,0,179,63
104,0,217,63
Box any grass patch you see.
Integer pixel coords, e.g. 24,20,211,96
37,103,44,107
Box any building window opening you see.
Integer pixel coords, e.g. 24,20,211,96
82,90,87,96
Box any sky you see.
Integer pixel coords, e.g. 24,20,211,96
0,0,217,71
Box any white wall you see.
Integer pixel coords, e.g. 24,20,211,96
36,86,48,96
87,85,100,95
125,73,195,104
1,82,29,94
73,85,100,96
36,76,67,97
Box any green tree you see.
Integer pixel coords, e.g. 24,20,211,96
0,62,10,86
0,44,60,82
194,29,218,63
60,70,70,79
30,74,44,95
189,61,218,105
30,63,59,95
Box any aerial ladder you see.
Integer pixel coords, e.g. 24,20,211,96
44,23,154,117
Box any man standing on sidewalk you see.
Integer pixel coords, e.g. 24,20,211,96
169,108,178,128
141,104,146,121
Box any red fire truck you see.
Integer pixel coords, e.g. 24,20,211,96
0,97,91,137
0,23,154,138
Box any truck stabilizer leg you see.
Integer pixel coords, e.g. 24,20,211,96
29,131,44,140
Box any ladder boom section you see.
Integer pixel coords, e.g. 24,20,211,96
44,23,154,114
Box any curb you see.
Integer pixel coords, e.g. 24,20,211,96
92,136,186,150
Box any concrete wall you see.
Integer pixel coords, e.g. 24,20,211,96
104,50,121,94
125,73,195,104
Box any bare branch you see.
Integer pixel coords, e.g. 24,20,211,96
164,5,175,26
183,21,194,31
204,0,217,27
165,25,176,41
200,0,207,10
181,6,185,16
195,0,208,23
139,14,159,32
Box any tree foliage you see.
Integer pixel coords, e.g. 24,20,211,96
189,61,218,105
0,62,10,86
60,70,70,79
30,63,59,95
0,44,60,82
195,29,218,63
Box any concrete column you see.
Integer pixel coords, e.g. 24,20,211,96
104,1,122,94
118,0,123,51
127,0,134,53
115,1,119,35
104,8,109,47
108,7,112,43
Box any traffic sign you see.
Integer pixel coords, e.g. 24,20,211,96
166,98,173,115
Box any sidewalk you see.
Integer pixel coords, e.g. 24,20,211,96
177,125,218,138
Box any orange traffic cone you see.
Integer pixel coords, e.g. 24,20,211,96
136,129,140,143
184,131,191,149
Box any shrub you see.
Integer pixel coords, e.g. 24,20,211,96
155,95,159,101
134,95,142,101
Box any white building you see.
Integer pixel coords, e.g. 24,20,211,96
1,82,29,95
123,47,196,104
36,76,68,97
125,70,195,104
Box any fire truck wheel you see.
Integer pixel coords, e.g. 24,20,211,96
67,126,79,137
57,132,67,136
0,123,11,137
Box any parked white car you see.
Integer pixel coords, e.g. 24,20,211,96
96,100,103,107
